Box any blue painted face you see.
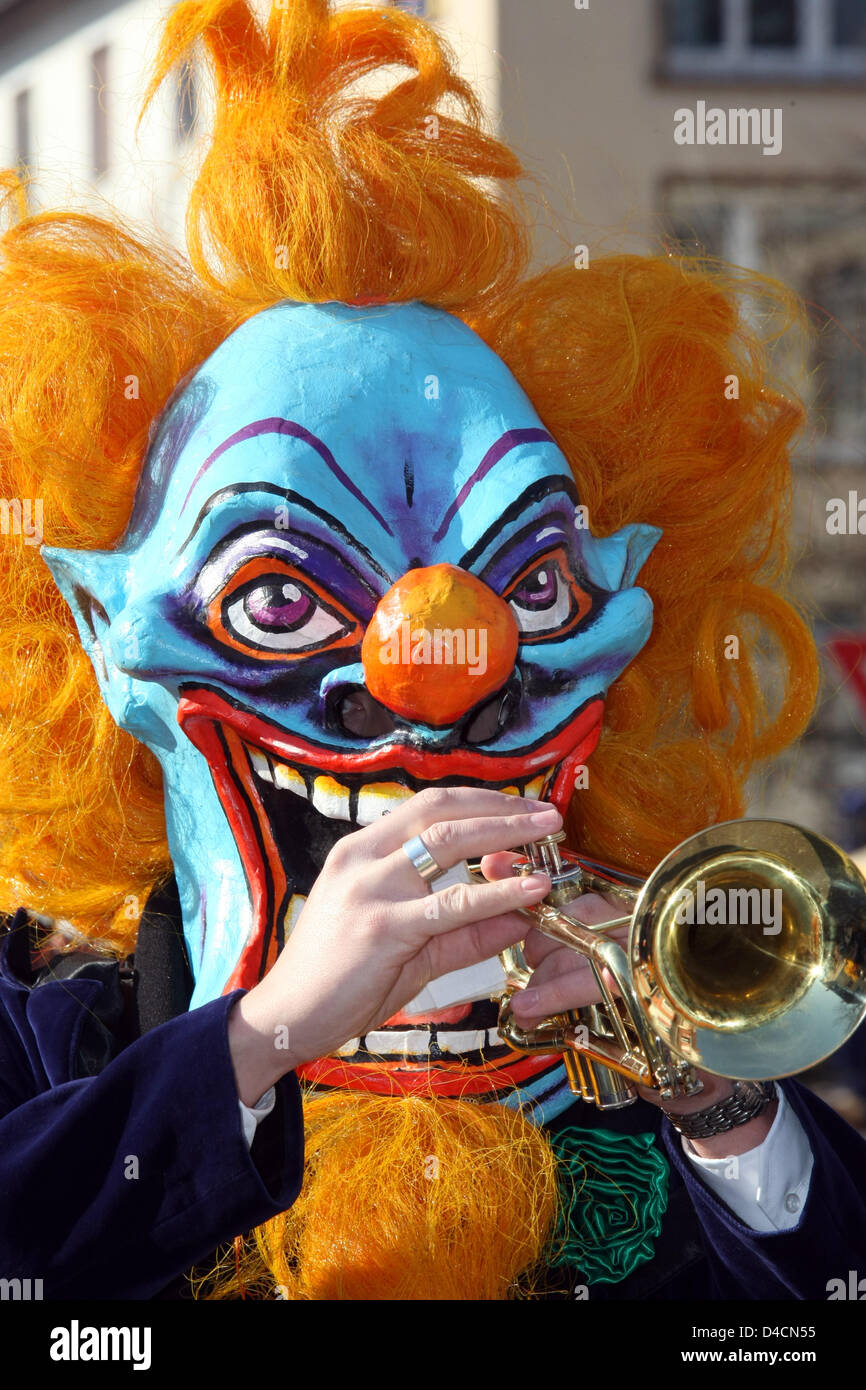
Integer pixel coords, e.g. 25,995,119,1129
44,301,659,1109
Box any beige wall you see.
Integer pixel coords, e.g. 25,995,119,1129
432,0,500,122
447,0,866,265
434,0,866,840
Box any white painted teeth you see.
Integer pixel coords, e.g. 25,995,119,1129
273,762,307,797
364,1029,433,1056
311,775,351,821
245,742,559,824
435,1029,489,1055
498,773,553,799
355,780,414,826
248,748,272,782
283,894,307,936
342,1027,505,1059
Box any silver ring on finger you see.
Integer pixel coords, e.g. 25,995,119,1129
401,834,443,885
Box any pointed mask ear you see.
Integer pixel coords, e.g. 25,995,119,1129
579,522,662,592
41,546,127,698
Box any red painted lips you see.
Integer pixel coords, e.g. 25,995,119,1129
176,688,605,1098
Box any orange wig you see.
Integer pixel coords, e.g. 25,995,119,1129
0,0,817,949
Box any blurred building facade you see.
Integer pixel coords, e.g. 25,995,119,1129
0,0,864,843
485,0,866,848
0,0,197,241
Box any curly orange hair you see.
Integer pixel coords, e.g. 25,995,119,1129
0,0,817,947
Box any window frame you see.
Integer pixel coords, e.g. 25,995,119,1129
13,86,30,173
660,173,866,467
662,0,866,81
90,43,110,180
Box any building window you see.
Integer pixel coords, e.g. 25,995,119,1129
833,0,866,45
749,0,799,47
175,60,198,143
14,88,30,173
90,45,109,179
663,0,866,77
809,260,866,448
663,180,866,463
668,0,724,46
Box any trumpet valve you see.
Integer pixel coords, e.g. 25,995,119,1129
520,831,567,876
515,833,586,908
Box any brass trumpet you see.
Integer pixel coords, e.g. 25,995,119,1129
488,819,866,1110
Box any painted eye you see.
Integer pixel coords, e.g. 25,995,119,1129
206,558,361,660
224,578,348,652
504,547,592,641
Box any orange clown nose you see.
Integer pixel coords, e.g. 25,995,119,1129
362,564,519,728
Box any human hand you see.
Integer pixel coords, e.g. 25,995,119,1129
228,788,561,1104
636,1073,778,1157
481,848,627,1023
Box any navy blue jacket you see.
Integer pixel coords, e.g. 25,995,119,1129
0,904,305,1299
1,896,865,1301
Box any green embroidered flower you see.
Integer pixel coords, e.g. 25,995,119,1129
548,1128,669,1286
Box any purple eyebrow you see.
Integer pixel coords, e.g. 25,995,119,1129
178,417,394,536
432,428,556,543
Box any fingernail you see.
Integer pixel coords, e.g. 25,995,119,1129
520,872,549,893
530,807,560,823
516,988,538,1009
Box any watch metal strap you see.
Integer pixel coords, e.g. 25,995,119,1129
662,1080,777,1140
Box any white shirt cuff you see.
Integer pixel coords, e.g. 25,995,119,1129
238,1086,277,1148
681,1084,813,1232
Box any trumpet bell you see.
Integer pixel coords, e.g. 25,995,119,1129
631,819,866,1081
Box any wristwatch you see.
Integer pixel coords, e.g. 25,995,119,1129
662,1080,777,1140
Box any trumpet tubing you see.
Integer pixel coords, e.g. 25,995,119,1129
489,820,866,1110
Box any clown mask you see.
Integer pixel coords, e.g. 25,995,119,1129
44,300,660,1117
